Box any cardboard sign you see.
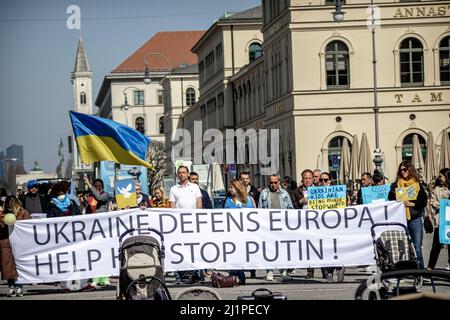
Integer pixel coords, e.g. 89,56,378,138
395,186,417,201
114,178,137,209
307,185,347,210
361,184,391,204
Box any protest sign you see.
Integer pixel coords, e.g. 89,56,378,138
115,178,137,209
361,184,390,204
307,185,346,210
395,186,417,201
10,201,405,284
439,199,450,245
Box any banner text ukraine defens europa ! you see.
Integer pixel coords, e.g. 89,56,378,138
9,201,406,283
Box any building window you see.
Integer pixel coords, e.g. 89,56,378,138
80,92,87,105
249,42,263,63
135,117,145,134
216,43,223,71
402,133,426,162
325,41,349,88
159,116,164,134
186,87,196,106
198,61,205,85
328,136,352,182
400,37,424,86
134,90,144,105
158,90,164,104
440,36,450,83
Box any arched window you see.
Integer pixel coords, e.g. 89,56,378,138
249,42,263,63
325,41,349,88
159,116,164,134
186,87,196,107
135,117,145,134
400,38,424,86
328,136,352,181
439,36,450,83
402,133,426,161
80,92,87,105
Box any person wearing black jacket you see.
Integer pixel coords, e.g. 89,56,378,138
388,160,427,269
47,182,81,218
21,180,50,214
239,172,260,206
189,172,213,209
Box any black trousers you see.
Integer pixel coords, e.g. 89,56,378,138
427,227,450,269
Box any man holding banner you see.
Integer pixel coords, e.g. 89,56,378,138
259,174,294,281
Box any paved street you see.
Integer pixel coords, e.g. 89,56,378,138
1,232,449,300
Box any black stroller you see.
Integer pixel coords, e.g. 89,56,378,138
116,227,171,300
367,222,421,299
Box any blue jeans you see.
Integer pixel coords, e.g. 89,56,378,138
408,217,424,269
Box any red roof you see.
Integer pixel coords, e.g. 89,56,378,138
112,31,205,73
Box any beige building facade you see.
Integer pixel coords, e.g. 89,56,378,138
259,0,450,183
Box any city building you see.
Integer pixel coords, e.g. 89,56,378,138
181,1,449,186
16,161,57,191
6,144,24,168
95,31,205,146
182,6,263,184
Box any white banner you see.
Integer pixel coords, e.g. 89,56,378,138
10,201,406,284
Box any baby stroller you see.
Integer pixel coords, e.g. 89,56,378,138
368,222,421,299
116,227,171,300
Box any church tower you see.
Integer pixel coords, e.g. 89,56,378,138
70,36,93,179
71,36,93,115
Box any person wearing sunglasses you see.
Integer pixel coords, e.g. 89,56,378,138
388,160,427,269
22,179,50,214
258,175,294,282
317,172,346,283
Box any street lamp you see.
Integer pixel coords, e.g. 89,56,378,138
142,52,174,178
332,0,383,174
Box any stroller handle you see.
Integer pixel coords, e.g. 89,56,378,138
370,222,408,239
119,227,165,245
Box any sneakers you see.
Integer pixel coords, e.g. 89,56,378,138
7,288,16,297
288,269,296,275
15,288,24,297
337,267,345,283
266,271,274,281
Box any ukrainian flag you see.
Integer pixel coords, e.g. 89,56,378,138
69,111,153,169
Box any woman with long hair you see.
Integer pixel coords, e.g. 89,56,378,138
224,179,256,209
0,196,31,297
388,160,427,269
427,168,450,269
152,185,169,208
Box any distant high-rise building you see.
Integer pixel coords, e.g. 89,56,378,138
6,144,23,167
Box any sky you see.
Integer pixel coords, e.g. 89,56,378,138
0,0,260,172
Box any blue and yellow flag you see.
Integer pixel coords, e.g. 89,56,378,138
69,111,153,169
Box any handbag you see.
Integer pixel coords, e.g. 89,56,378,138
423,216,434,234
211,272,239,288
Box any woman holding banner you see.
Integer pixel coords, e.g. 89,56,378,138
388,160,427,269
224,179,256,285
0,196,31,297
427,168,450,270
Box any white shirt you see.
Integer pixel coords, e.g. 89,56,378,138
169,182,202,209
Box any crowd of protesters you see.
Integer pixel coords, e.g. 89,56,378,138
0,159,449,297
